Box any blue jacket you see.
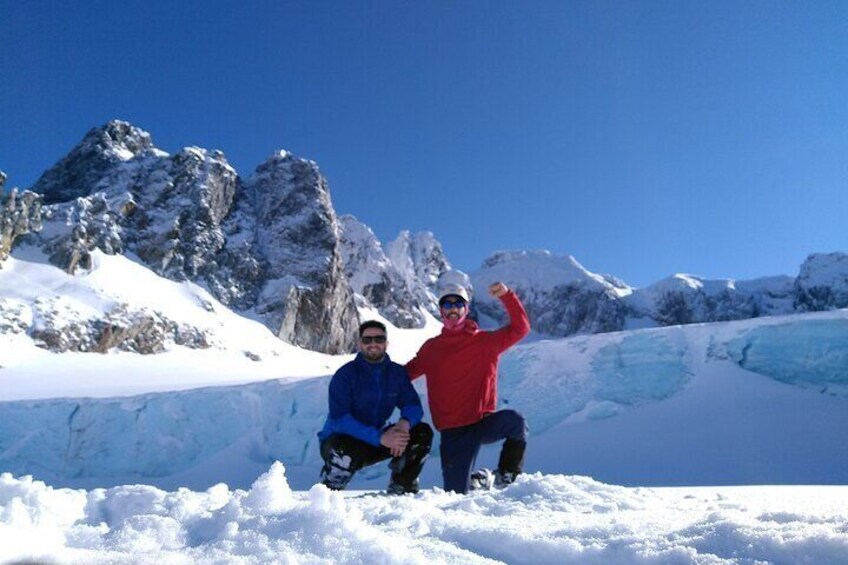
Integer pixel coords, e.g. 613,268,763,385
318,353,424,446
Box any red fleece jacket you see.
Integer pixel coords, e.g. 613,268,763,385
405,290,530,431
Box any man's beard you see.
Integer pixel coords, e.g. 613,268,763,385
362,349,385,362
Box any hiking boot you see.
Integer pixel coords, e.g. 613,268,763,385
469,468,494,491
387,478,419,495
320,450,354,490
494,470,516,488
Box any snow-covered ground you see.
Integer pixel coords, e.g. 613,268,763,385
1,253,848,563
3,463,847,564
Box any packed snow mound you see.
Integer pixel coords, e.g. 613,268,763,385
2,463,847,565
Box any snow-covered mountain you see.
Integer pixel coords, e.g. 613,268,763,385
23,121,363,353
472,250,631,335
629,272,796,326
472,249,848,338
17,121,455,354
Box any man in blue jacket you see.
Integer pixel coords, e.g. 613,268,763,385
318,320,433,494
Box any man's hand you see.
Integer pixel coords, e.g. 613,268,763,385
395,418,411,433
380,425,410,458
488,281,509,299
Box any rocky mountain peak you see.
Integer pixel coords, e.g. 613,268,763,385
245,152,336,277
21,123,360,354
249,150,321,195
90,119,157,156
31,120,164,204
218,150,357,353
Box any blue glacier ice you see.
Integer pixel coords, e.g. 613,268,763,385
497,332,690,433
0,378,330,485
726,319,848,391
589,333,690,404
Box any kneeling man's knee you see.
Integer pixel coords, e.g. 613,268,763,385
411,422,434,449
502,409,528,441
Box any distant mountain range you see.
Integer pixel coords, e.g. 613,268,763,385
3,120,847,353
470,249,848,336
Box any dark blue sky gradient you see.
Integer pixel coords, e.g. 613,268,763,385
2,1,847,286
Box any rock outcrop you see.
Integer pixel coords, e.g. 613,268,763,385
0,172,43,264
241,151,357,353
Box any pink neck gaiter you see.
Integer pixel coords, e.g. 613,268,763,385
441,311,468,332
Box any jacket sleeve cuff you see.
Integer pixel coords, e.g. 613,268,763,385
400,406,424,427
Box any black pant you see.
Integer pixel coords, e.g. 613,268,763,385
440,409,528,494
319,422,433,491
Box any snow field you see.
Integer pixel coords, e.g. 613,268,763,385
2,463,847,564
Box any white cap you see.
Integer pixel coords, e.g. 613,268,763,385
438,282,470,303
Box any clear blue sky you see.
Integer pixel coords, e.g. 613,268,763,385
3,1,847,287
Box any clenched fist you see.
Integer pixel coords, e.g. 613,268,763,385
488,282,509,298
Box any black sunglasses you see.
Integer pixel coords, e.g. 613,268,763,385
439,299,467,310
360,335,387,344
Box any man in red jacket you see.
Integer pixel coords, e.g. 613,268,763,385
406,278,531,493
